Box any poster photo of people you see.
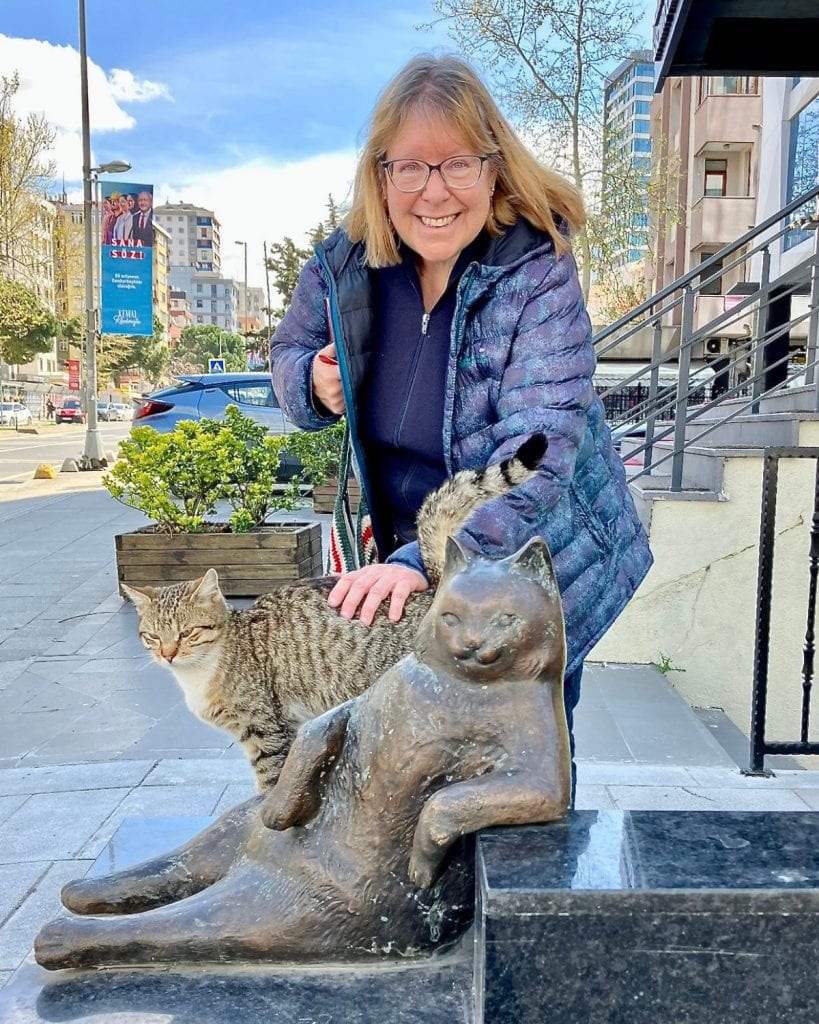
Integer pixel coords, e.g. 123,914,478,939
100,183,154,247
100,181,154,336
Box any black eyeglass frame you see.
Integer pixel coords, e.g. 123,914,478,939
379,155,490,193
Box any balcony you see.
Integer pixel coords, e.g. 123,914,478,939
689,196,757,250
693,94,761,156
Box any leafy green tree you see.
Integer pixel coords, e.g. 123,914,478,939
265,237,311,316
0,275,57,363
267,195,345,317
125,317,170,386
97,332,137,385
176,324,246,372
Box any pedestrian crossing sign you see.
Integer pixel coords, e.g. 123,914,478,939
208,358,225,373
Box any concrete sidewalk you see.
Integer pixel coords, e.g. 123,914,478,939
1,472,818,990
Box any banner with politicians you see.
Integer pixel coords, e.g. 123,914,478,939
100,181,154,336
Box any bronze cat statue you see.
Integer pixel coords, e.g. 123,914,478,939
35,536,570,970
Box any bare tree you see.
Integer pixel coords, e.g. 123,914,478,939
428,0,644,296
0,73,56,281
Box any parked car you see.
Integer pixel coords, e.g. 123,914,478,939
56,399,86,424
132,373,301,478
97,402,117,421
112,402,133,420
0,402,32,427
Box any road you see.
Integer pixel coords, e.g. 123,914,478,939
0,422,131,484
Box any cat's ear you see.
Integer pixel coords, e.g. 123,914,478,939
121,583,156,612
441,536,476,579
506,537,558,592
189,568,223,603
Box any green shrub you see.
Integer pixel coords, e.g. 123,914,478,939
104,406,302,533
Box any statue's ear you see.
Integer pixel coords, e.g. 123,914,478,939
441,536,475,579
121,582,155,612
506,537,558,593
189,568,222,603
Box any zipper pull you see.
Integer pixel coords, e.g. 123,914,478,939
421,312,430,336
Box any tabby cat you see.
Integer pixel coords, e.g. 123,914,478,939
123,433,547,790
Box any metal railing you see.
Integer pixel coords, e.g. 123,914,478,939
748,448,819,774
595,184,819,490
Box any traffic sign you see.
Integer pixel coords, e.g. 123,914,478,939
208,358,225,373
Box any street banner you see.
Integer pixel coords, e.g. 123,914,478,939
66,358,80,391
100,181,154,336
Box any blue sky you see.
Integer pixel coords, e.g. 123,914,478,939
1,0,651,287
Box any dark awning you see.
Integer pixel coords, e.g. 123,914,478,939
655,0,819,88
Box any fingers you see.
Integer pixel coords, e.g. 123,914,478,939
327,565,428,626
311,344,344,414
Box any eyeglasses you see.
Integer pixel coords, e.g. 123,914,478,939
380,155,489,193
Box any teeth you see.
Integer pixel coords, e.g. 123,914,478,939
420,215,457,227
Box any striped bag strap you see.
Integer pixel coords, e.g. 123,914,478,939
327,422,378,574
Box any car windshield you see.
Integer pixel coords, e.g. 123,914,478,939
64,401,80,408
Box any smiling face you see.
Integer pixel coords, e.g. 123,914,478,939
383,108,495,278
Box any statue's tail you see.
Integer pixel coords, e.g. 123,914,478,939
417,433,548,585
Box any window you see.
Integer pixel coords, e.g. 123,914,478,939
211,284,217,296
636,80,653,96
698,254,724,295
196,283,203,293
699,77,759,101
632,137,651,153
704,158,728,197
221,382,278,408
635,118,651,135
635,100,651,116
785,93,819,250
195,300,203,309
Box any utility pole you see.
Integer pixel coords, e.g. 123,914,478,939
78,0,104,463
263,241,273,372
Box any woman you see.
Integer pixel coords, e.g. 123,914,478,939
270,54,652,770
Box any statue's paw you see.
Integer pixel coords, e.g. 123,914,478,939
34,917,88,971
260,790,319,831
408,852,436,890
61,878,117,915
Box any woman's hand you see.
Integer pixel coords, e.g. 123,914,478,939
328,564,428,626
311,343,344,414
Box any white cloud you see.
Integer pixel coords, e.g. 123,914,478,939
0,33,170,180
108,68,172,104
155,151,359,291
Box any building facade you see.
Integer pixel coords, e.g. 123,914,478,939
169,265,239,333
153,202,221,274
648,74,763,362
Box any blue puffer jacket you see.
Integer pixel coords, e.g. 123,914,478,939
271,221,652,675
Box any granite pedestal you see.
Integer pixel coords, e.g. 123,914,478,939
4,811,819,1022
476,810,819,1023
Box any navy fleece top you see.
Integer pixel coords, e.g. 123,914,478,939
360,240,484,555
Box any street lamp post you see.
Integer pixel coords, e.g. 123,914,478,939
78,0,131,464
235,240,248,338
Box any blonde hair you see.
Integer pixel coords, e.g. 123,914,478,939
346,54,586,267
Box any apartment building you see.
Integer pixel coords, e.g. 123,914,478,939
154,202,222,274
602,50,654,266
169,289,192,344
237,283,266,333
153,221,171,334
648,74,763,364
169,265,239,333
2,195,59,383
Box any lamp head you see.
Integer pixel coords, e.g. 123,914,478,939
97,160,131,174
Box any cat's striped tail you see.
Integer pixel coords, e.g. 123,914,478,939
416,432,548,585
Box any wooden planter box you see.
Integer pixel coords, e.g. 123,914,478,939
115,521,323,597
313,478,361,515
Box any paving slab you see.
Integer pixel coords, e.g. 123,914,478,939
607,785,813,811
0,864,47,926
143,758,254,787
0,762,153,797
0,860,92,972
0,789,130,862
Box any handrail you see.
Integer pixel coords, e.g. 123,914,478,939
595,182,819,345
